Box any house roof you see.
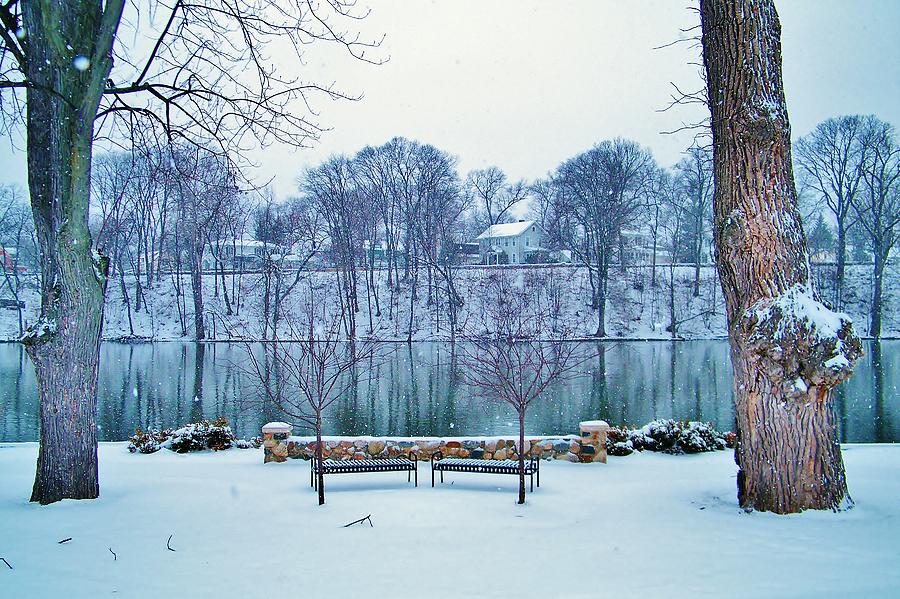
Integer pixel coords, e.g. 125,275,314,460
475,220,536,240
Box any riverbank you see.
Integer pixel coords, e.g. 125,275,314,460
0,263,896,341
0,442,897,597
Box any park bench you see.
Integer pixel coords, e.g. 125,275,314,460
310,453,418,489
431,452,540,492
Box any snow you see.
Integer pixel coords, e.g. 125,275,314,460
746,283,849,342
72,56,90,71
0,443,897,597
475,220,535,239
1,263,897,342
262,422,293,431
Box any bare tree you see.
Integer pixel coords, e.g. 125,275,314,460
673,144,713,297
699,0,863,513
242,283,378,505
550,139,655,336
0,0,379,503
853,118,900,338
465,166,527,230
795,116,870,308
0,184,37,335
302,155,363,338
460,271,583,505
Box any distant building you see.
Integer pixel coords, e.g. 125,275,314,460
475,220,542,265
0,246,25,273
203,238,290,270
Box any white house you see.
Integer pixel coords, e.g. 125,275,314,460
203,238,290,270
475,220,542,265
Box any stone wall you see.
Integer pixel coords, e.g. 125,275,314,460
262,422,610,465
263,421,609,463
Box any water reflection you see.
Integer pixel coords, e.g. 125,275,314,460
0,340,896,443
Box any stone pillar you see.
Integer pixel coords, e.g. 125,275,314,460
262,422,293,463
578,420,610,464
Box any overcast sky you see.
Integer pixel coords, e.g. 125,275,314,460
2,0,899,198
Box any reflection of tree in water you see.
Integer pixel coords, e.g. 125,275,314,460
190,343,206,423
4,341,899,443
873,341,887,443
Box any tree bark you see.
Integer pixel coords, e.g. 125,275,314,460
21,0,124,504
517,410,526,505
700,0,861,513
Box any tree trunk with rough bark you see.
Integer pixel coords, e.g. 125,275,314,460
20,1,124,504
700,0,862,513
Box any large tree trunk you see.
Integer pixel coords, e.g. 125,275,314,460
21,1,123,504
700,0,862,513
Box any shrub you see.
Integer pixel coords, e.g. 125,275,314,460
165,418,236,453
127,428,170,454
606,426,635,456
128,417,241,454
605,419,732,456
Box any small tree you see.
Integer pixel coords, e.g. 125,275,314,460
460,271,584,505
242,283,377,505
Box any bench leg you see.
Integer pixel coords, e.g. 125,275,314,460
530,472,534,493
414,466,418,487
440,470,444,484
408,469,411,483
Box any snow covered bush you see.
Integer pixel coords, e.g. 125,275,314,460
605,420,733,456
606,427,636,456
127,428,169,454
166,417,236,453
235,436,262,450
128,417,241,453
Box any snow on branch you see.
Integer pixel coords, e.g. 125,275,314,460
741,283,862,396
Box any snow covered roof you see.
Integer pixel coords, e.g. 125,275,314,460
476,220,536,240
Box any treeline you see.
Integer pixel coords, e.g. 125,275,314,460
0,115,896,340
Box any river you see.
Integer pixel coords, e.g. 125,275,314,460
0,340,896,443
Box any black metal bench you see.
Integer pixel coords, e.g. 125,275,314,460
431,452,540,492
310,453,418,488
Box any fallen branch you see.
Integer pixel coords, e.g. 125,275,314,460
58,538,72,544
109,547,117,561
343,514,373,528
166,534,176,552
1,557,11,570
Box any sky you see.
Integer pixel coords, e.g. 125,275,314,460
1,0,899,199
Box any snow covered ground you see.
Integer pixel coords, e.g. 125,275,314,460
1,262,897,341
1,443,897,598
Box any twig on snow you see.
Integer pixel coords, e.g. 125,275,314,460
109,547,117,561
58,538,72,544
1,557,12,569
343,514,373,528
166,534,176,552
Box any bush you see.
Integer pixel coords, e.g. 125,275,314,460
128,417,242,454
127,428,169,454
606,427,635,456
605,419,732,456
165,417,236,453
